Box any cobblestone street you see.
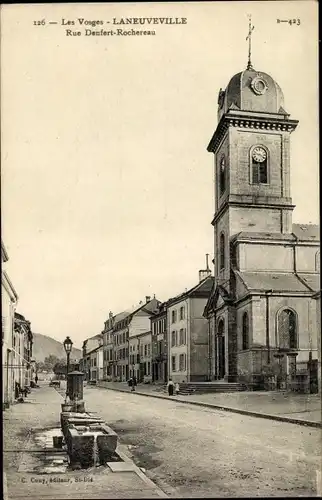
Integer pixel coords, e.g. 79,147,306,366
85,385,321,498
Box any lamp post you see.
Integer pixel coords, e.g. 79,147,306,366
63,336,73,398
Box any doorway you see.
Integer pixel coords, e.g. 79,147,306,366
217,319,225,380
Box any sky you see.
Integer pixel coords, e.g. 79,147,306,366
1,2,319,349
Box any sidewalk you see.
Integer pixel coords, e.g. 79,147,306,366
3,384,167,499
96,381,322,428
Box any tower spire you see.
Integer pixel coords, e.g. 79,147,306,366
246,15,255,70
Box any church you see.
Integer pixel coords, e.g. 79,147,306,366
203,22,320,390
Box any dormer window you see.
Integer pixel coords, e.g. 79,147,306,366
251,146,268,184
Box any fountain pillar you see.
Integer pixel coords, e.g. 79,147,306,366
63,370,86,413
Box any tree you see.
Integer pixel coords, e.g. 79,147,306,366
43,354,61,371
53,360,67,376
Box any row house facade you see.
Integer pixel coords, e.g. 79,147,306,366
2,241,35,408
80,334,103,382
2,241,18,407
151,303,167,383
83,270,216,386
14,313,34,389
100,296,160,382
166,272,215,383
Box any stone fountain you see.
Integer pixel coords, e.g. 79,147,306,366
60,371,118,468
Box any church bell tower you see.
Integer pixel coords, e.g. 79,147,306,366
207,17,299,284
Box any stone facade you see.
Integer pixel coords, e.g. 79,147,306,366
167,275,214,383
151,303,167,384
204,64,320,390
2,241,18,407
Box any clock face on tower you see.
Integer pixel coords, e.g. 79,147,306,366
252,146,267,163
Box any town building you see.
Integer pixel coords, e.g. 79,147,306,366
203,34,320,390
112,296,160,382
2,241,19,408
80,334,103,382
137,330,152,383
313,291,321,394
14,313,33,388
167,270,214,383
151,302,167,384
102,312,120,381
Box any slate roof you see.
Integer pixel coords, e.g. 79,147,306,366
166,276,215,307
297,274,320,292
292,224,320,241
231,225,320,243
231,231,296,242
236,271,314,293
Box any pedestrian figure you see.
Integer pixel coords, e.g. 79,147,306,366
15,382,20,400
132,376,137,391
167,378,174,396
175,382,180,395
128,377,133,391
35,375,38,384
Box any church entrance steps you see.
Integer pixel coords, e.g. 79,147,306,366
177,382,245,395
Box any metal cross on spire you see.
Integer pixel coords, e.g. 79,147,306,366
246,15,255,70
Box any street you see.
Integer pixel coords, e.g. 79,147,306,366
84,385,320,498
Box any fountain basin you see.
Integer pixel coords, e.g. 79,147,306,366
60,411,104,437
66,423,118,468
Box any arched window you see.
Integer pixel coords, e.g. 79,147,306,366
242,312,249,350
220,233,225,270
219,157,226,195
277,309,297,349
217,319,224,336
315,251,320,272
251,146,268,185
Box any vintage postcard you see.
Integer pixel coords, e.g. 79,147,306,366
1,1,320,499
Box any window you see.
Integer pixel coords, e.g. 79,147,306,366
278,309,297,349
315,251,320,272
147,344,151,356
219,156,226,195
220,233,225,270
171,355,176,372
251,146,268,184
242,312,249,350
171,331,176,347
180,306,185,320
217,319,224,336
171,310,177,324
144,344,147,357
179,353,186,371
147,362,151,375
179,329,186,345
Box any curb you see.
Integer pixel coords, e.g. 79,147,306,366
117,444,168,498
96,385,322,429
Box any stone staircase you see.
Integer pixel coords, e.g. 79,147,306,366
176,381,245,395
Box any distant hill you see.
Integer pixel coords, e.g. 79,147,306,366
32,333,82,363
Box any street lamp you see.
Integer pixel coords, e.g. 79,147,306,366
63,336,73,398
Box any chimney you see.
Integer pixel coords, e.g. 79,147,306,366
145,296,151,303
108,311,114,328
198,253,212,282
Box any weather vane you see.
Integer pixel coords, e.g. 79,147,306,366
246,15,255,70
